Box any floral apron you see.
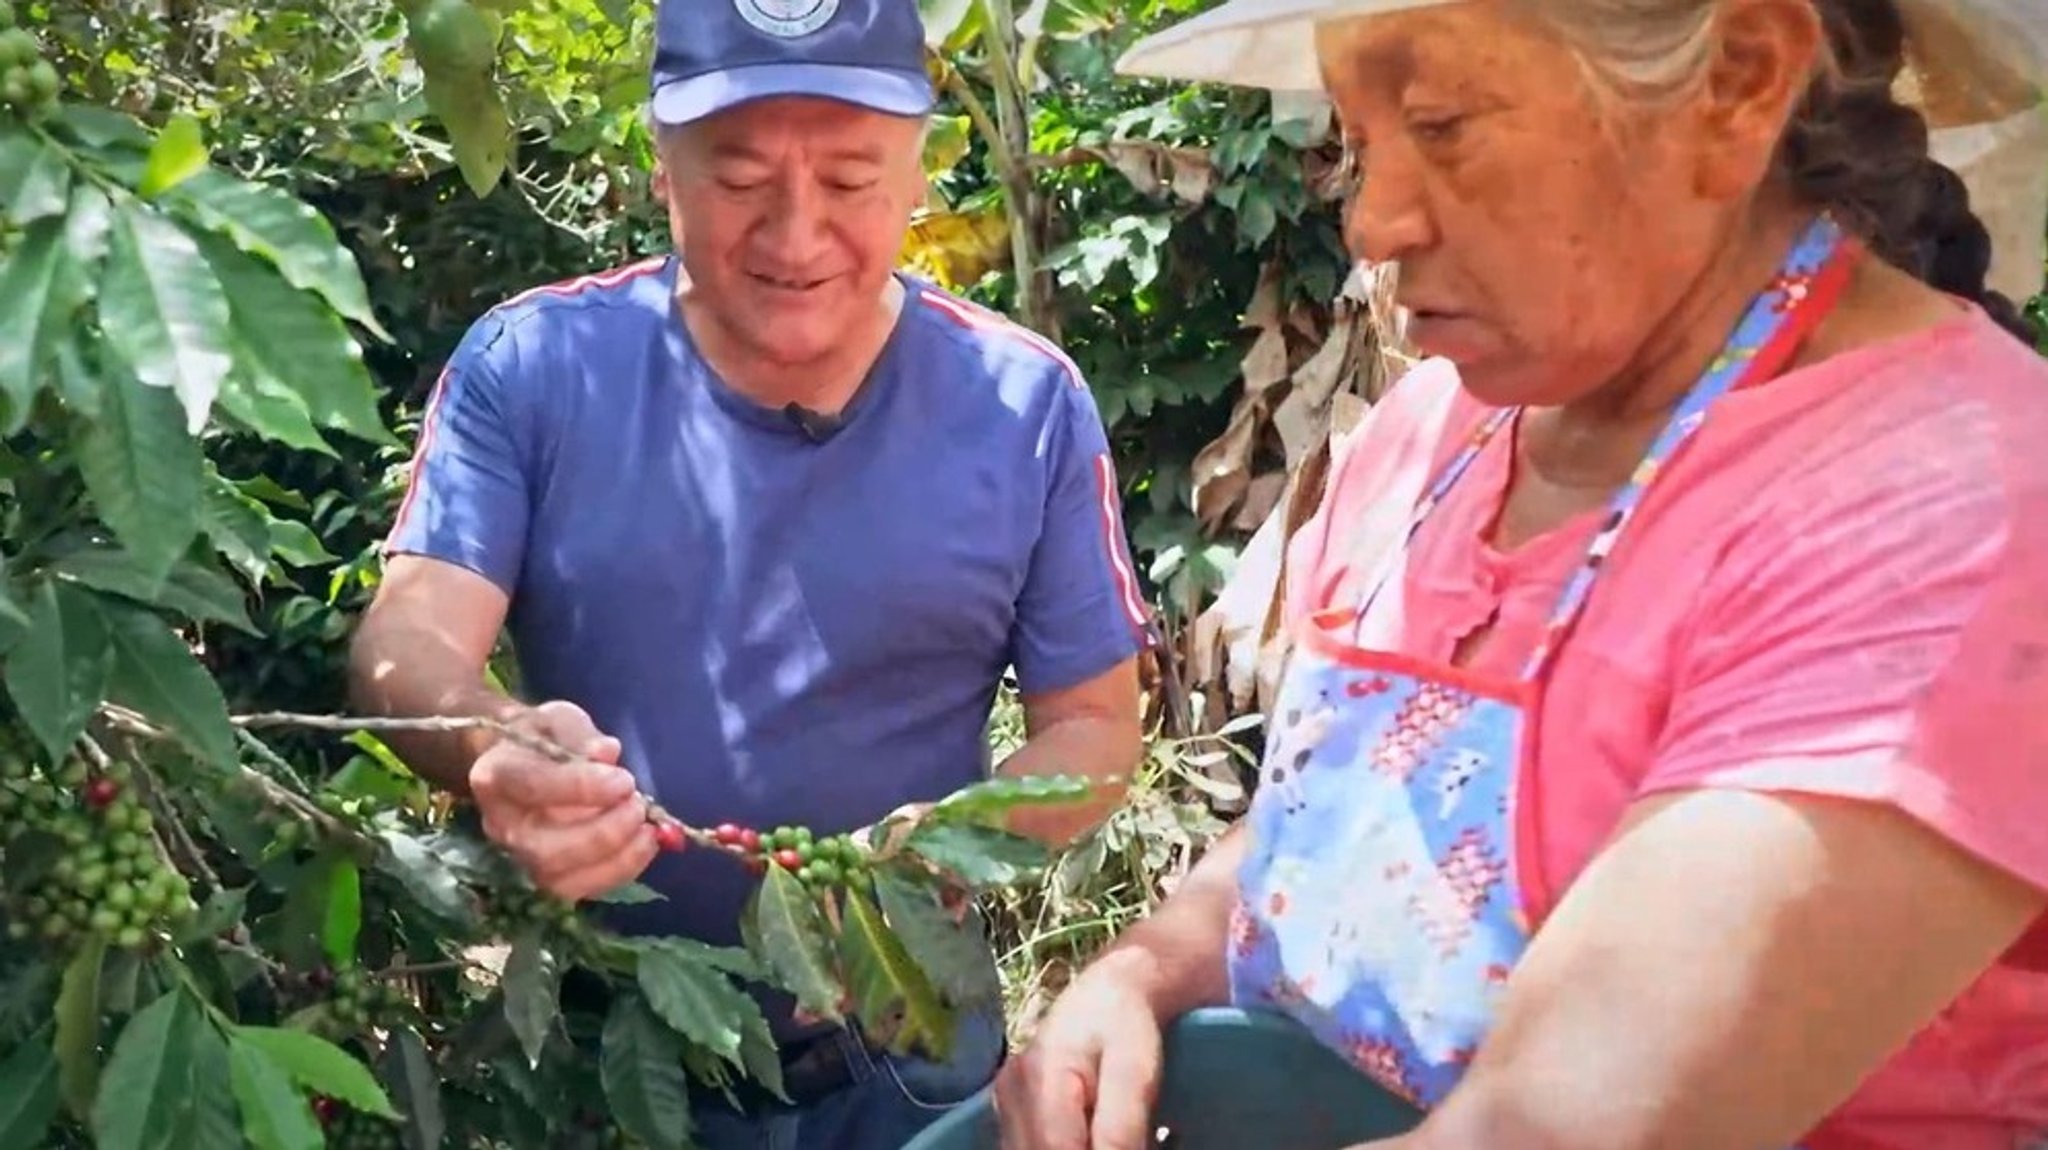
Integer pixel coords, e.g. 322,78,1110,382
1225,213,1864,1111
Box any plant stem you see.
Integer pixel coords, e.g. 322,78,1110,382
373,959,464,980
974,0,1048,338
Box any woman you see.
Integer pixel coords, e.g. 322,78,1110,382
993,0,2048,1147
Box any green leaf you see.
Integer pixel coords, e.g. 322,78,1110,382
741,865,847,1024
227,1038,323,1150
98,949,147,1016
202,477,275,586
837,884,954,1059
0,216,66,431
176,885,249,948
2,829,65,893
90,987,240,1149
599,993,693,1150
230,1026,398,1119
873,871,1002,1008
72,363,206,589
52,545,256,633
421,64,514,199
166,169,387,339
918,0,977,46
271,852,356,971
213,363,334,455
53,105,154,152
1015,0,1116,38
197,230,392,447
99,199,235,433
645,936,764,981
921,773,1100,828
138,115,210,199
593,882,666,905
0,552,29,656
0,1024,60,1148
735,1007,788,1103
901,821,1052,888
634,941,751,1065
501,926,561,1069
373,828,479,927
3,579,114,764
267,518,338,567
380,1027,444,1150
323,859,363,968
53,335,104,419
97,595,237,767
0,125,72,225
56,940,105,1120
0,961,56,1047
62,178,115,292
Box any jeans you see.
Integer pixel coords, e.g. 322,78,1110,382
691,1005,1007,1150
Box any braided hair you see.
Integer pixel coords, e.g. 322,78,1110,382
1776,0,2038,343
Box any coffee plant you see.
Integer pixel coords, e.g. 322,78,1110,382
0,7,1109,1145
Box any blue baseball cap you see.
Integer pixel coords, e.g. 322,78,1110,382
650,0,937,127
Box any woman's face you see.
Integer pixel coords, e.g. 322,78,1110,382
1314,0,1810,408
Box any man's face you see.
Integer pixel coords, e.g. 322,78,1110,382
654,95,927,371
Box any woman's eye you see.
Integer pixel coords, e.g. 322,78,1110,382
1407,113,1468,144
1334,146,1365,193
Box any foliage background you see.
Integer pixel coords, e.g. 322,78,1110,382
0,0,2043,1144
23,0,2048,1013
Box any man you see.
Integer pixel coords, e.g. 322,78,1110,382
347,0,1148,1144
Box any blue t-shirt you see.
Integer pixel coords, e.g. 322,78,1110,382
386,256,1150,959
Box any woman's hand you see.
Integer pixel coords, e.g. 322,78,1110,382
992,949,1169,1150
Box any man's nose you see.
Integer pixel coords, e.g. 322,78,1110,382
756,174,833,264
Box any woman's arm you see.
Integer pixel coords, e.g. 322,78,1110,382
1383,788,2044,1150
1091,821,1250,1019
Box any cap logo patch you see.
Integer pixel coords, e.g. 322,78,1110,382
734,0,838,37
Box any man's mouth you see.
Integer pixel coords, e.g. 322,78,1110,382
750,271,831,293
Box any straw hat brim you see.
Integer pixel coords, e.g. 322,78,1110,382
1116,0,2047,128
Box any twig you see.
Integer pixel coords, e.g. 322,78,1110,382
232,711,577,766
227,712,738,850
232,730,356,843
128,745,224,897
373,959,465,981
215,934,288,978
938,62,1014,187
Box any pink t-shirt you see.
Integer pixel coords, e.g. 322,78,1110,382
1284,305,2048,1147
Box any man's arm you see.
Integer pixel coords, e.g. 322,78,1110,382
996,369,1152,846
346,556,526,795
350,312,544,794
993,655,1144,845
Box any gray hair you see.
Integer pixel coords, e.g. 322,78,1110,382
1522,0,2031,340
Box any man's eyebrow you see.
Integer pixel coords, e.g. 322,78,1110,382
705,140,889,164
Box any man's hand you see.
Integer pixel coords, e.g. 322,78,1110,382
471,700,660,901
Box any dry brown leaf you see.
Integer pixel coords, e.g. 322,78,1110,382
1243,261,1284,329
898,205,1011,290
1189,397,1264,532
1270,315,1354,464
1092,141,1220,204
1235,471,1287,533
1239,323,1290,397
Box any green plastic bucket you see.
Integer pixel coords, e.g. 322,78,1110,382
903,1007,1424,1150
